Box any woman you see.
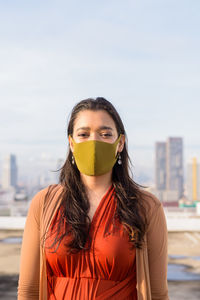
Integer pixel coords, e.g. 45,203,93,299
17,97,169,300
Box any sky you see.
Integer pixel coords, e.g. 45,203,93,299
0,0,200,184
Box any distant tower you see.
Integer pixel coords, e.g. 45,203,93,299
187,157,200,201
155,137,184,203
166,137,184,199
155,142,167,190
2,154,18,189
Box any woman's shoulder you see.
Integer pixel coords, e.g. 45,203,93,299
30,183,64,209
139,189,162,218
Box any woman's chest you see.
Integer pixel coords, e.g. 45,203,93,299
45,209,136,281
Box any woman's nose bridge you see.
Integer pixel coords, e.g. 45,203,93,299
89,131,100,141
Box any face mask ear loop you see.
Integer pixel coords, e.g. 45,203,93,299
69,134,73,141
69,134,76,146
115,134,122,159
115,133,121,144
69,135,75,160
69,135,76,165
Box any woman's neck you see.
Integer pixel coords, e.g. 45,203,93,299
80,171,113,196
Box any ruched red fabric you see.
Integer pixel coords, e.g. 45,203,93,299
45,184,137,300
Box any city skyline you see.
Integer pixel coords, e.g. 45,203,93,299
1,136,199,190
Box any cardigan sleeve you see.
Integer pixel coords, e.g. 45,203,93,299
17,188,48,300
146,202,169,300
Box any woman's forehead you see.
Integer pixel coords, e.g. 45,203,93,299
73,110,117,130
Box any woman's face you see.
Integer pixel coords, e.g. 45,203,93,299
69,109,125,154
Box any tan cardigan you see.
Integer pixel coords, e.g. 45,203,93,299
17,184,169,300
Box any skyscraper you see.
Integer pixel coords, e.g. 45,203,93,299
187,157,200,201
155,137,184,202
166,137,184,199
155,142,167,190
2,154,18,189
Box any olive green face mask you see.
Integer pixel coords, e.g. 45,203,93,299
70,134,122,176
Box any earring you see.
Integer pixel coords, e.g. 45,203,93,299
118,153,122,165
72,155,75,165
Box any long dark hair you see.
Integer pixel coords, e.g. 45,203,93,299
45,97,153,254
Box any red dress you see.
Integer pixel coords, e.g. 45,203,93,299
45,184,137,300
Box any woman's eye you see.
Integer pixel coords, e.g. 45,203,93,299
78,133,88,137
101,133,112,137
77,133,112,138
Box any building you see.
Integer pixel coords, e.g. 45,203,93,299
2,154,18,189
155,142,166,190
187,157,200,201
166,137,184,199
155,137,184,204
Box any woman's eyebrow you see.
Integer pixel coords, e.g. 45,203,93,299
99,126,113,131
76,126,113,131
76,127,90,131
